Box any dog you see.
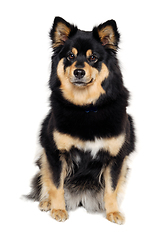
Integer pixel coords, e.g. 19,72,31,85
27,17,135,224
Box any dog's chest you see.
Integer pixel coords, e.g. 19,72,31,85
53,131,125,157
83,138,107,157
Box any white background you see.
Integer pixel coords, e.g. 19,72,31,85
1,0,159,239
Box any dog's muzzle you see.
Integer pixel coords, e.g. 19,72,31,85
71,69,94,87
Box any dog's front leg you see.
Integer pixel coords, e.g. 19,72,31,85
39,150,68,222
104,157,128,224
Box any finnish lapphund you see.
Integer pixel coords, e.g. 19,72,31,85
27,17,135,224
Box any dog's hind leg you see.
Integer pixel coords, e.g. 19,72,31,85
39,150,68,222
104,157,128,224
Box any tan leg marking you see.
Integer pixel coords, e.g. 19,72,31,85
39,150,68,222
104,157,128,224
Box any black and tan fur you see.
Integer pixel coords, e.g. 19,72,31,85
27,17,135,224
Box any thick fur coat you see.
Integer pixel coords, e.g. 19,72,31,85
27,17,135,224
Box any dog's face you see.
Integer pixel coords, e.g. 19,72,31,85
50,17,120,106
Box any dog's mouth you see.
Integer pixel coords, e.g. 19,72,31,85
70,78,94,87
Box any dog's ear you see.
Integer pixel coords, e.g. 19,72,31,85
50,17,77,48
93,20,120,50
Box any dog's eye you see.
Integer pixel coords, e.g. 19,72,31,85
67,53,75,61
88,55,98,63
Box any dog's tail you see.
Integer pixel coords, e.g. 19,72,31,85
23,157,42,201
24,172,42,201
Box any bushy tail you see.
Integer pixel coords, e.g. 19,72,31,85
24,172,42,201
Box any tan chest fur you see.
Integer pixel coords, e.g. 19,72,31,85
53,131,125,157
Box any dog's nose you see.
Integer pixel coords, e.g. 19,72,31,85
74,69,85,79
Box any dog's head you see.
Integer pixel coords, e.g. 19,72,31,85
49,17,122,106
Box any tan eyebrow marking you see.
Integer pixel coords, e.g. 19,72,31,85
86,49,93,58
72,48,78,57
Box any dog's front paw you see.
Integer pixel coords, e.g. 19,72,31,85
106,212,125,225
39,199,51,212
51,209,68,222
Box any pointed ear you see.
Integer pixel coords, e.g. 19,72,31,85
50,17,77,48
93,20,120,50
